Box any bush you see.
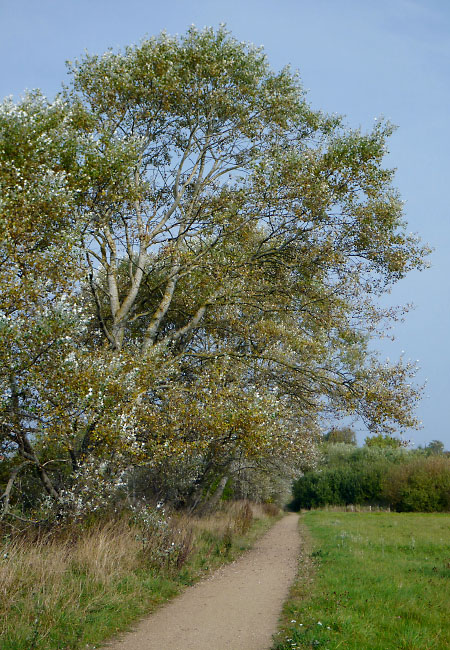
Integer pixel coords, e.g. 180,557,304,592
290,444,450,512
132,504,194,572
382,456,450,512
261,502,280,517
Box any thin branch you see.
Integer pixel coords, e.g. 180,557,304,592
0,461,34,520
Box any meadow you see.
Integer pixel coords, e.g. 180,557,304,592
274,511,450,650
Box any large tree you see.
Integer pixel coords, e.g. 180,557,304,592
1,27,428,522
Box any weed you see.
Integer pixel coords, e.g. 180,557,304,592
222,525,234,553
262,503,280,517
233,501,253,535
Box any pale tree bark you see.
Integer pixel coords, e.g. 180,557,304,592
198,475,230,515
88,133,219,352
0,462,33,520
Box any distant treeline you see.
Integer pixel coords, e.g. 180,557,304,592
290,445,450,512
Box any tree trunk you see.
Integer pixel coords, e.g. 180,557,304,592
199,474,229,515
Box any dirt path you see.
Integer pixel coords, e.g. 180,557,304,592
103,513,300,650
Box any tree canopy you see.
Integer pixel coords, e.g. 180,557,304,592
0,27,429,525
324,427,357,445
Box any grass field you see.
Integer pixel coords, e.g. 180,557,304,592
0,502,276,650
274,511,450,650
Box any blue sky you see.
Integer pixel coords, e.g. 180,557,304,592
1,0,449,448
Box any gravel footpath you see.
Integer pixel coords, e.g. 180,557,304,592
103,513,300,650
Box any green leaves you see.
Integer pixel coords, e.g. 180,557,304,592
0,27,430,525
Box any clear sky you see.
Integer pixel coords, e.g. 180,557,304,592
1,0,449,449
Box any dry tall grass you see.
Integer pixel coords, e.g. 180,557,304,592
1,518,143,645
0,501,278,650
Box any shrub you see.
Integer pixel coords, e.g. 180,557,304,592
382,456,450,512
132,504,194,571
291,446,450,512
261,502,280,517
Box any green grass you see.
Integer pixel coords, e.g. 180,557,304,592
0,503,277,650
274,511,450,650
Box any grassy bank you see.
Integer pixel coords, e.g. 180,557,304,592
274,511,450,650
0,502,278,650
